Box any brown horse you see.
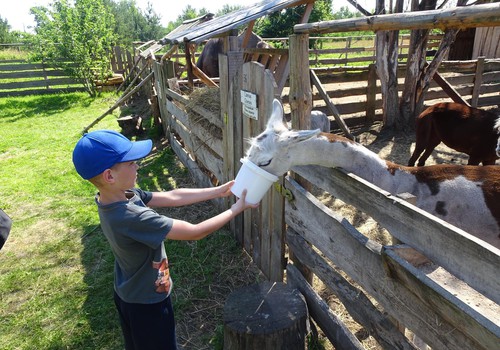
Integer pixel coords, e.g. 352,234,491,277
196,32,267,78
408,102,500,166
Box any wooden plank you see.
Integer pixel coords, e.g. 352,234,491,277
169,116,224,180
471,56,485,107
179,109,223,157
432,70,470,106
291,165,500,304
227,51,245,246
0,69,71,79
286,264,366,350
310,69,353,139
383,247,500,350
165,88,223,129
82,71,154,133
168,133,222,208
0,78,78,89
0,62,45,71
294,3,500,33
284,176,499,350
286,232,415,350
366,63,377,121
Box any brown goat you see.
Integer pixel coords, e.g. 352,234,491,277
408,102,500,166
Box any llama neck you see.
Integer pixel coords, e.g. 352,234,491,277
290,135,400,191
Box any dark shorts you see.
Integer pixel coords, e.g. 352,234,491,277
114,291,177,350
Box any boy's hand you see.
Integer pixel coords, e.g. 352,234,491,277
232,189,259,212
216,180,235,198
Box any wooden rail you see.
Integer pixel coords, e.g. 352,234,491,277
0,46,133,97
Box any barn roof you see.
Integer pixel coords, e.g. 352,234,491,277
159,0,315,45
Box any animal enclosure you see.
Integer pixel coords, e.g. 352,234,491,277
152,40,499,347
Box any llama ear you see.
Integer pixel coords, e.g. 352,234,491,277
266,99,288,132
282,129,321,144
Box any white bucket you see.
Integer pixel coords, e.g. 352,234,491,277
231,158,278,204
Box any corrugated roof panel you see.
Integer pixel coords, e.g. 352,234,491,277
161,0,314,45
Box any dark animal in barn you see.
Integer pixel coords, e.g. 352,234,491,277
196,32,268,78
244,99,500,248
408,102,500,166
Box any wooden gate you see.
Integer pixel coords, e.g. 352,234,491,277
220,59,285,281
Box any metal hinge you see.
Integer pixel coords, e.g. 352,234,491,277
274,182,294,202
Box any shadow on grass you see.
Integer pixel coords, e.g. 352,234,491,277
1,93,93,123
80,223,123,349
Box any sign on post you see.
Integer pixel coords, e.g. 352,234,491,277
241,90,258,120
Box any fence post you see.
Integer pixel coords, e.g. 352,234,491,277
289,33,314,283
366,63,377,122
471,56,485,107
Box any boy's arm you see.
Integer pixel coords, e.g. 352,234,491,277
165,190,258,241
147,181,234,208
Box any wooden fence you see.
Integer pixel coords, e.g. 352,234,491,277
0,59,84,97
0,46,133,97
305,57,500,125
152,36,499,348
165,34,499,126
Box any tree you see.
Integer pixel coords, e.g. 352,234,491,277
255,0,333,39
0,17,12,43
105,0,165,45
375,0,404,128
28,0,117,97
216,5,243,17
372,0,467,130
165,5,210,35
399,0,467,128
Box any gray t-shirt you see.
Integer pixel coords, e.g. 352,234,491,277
96,188,173,304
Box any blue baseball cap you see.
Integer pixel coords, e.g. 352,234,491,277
72,130,152,179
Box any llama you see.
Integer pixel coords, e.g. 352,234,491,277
245,99,500,248
496,118,500,157
286,110,330,133
408,102,500,166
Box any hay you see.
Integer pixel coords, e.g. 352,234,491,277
187,87,221,116
185,87,222,139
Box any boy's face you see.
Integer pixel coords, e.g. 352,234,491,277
109,161,139,189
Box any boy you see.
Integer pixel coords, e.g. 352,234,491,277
72,130,257,350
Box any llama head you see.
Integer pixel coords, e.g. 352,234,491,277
245,99,321,176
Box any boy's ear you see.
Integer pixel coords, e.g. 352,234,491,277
102,169,114,183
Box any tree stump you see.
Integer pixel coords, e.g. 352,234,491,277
223,281,308,350
117,115,144,136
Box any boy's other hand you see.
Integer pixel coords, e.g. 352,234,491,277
217,180,235,198
232,189,259,212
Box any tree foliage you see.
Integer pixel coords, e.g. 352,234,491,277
0,17,11,43
28,0,117,97
255,0,334,38
165,5,211,33
105,0,166,45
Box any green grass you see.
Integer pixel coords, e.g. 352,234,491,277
0,48,27,60
0,92,261,349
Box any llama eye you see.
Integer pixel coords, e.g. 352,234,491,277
259,159,272,167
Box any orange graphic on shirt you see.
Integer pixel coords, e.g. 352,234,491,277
152,258,171,294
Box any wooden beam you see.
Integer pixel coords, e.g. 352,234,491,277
294,3,500,34
82,71,154,134
310,69,354,140
191,64,219,87
432,70,470,106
